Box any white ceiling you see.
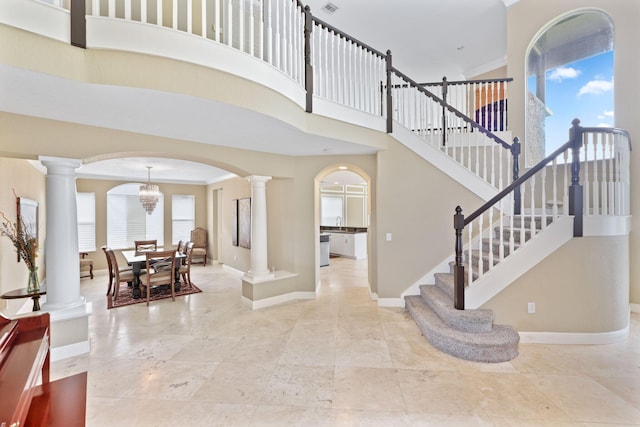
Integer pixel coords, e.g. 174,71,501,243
4,0,511,185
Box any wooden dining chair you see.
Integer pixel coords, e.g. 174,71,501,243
142,250,176,306
104,248,138,302
134,239,158,256
179,242,195,288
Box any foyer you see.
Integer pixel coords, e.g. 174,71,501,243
51,263,640,425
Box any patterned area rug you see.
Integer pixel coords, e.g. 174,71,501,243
107,282,202,309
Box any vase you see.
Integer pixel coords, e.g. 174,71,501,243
28,267,40,294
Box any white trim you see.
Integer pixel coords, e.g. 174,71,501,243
519,323,629,345
86,17,306,110
466,216,574,309
391,124,500,203
313,97,387,134
370,292,378,301
402,257,451,299
242,291,315,310
631,303,640,314
584,215,632,236
51,340,90,361
0,0,70,44
377,297,404,308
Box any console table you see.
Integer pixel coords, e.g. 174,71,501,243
1,286,46,311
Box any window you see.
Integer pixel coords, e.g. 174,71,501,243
107,183,164,249
172,195,195,244
526,10,614,165
77,192,96,252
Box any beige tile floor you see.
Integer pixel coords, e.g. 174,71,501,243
56,257,640,426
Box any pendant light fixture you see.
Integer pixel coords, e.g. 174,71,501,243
139,166,160,215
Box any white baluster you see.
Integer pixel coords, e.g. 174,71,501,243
488,207,494,269
509,194,515,255
529,178,535,239
172,0,177,29
540,166,547,229
498,200,504,262
552,158,558,218
562,151,569,215
108,0,115,17
468,223,473,285
519,183,526,244
200,0,206,37
607,132,615,216
92,0,99,16
187,0,193,34
601,133,608,215
156,0,162,26
478,214,484,277
124,0,131,19
264,0,271,60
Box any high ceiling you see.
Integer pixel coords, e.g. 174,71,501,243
7,0,512,184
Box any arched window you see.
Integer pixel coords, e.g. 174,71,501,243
107,183,164,249
526,10,614,165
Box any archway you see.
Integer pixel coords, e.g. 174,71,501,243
525,9,614,165
315,165,373,296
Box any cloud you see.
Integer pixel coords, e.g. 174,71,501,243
597,123,611,128
548,67,581,82
578,80,613,96
597,110,614,120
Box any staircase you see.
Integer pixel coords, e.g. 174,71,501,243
405,214,554,362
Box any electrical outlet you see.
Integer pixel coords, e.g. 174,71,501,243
527,302,536,314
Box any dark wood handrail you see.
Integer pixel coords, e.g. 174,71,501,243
310,15,387,59
390,67,512,150
421,77,514,87
463,139,572,226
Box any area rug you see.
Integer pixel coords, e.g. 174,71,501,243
107,283,202,309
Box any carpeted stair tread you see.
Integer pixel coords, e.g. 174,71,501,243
405,295,519,363
419,285,493,333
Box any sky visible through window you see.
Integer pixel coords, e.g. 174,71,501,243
529,50,614,155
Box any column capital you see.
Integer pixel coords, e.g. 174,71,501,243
246,175,272,184
39,156,82,174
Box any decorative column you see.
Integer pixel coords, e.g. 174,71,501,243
244,175,273,281
39,156,85,310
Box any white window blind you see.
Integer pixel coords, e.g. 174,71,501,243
172,195,195,245
107,184,164,249
77,192,96,252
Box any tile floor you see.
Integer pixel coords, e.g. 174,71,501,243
55,257,640,426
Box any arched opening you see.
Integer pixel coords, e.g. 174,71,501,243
525,10,614,165
316,166,371,295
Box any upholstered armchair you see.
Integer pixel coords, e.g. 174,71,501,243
79,252,94,279
190,228,207,265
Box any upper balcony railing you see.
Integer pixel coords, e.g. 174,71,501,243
8,0,516,188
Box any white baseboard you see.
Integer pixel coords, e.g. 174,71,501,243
377,297,405,308
242,291,315,310
630,303,640,314
519,322,629,345
51,340,90,361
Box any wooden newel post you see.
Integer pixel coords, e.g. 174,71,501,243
385,50,393,133
511,137,521,215
304,6,313,113
568,118,583,237
441,76,448,146
453,206,465,310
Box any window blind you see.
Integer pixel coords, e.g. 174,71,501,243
107,184,164,249
77,192,96,252
172,195,195,244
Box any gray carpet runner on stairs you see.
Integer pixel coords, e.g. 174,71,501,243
403,217,542,363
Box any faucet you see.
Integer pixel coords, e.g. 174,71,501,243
336,216,342,227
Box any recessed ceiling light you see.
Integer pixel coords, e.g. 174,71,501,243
321,2,339,14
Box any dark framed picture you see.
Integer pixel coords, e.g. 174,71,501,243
238,198,251,249
231,199,238,247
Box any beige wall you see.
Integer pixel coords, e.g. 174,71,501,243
483,236,629,333
76,178,208,271
376,141,484,298
0,159,46,315
506,0,640,306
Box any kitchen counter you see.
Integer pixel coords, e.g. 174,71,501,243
320,226,367,234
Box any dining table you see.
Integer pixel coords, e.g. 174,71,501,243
121,249,185,299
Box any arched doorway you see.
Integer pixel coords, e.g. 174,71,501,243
525,10,614,165
316,165,372,296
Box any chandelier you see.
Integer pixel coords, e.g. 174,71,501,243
139,166,160,215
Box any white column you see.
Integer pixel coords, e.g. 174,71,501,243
244,175,273,281
39,156,85,310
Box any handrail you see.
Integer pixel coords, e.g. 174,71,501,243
421,77,514,87
390,67,511,150
310,15,386,59
452,119,636,310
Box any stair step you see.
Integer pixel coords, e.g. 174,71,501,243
419,285,493,333
468,249,501,271
405,295,519,363
481,238,519,257
496,227,536,244
512,215,554,228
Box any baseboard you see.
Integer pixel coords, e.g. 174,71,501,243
631,303,640,314
377,297,405,308
50,340,90,361
519,323,629,345
242,291,315,310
